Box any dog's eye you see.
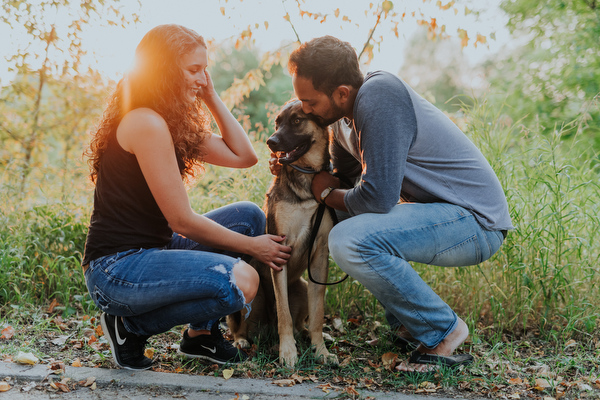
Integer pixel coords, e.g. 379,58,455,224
293,118,301,125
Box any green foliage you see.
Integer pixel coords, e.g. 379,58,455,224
0,0,135,197
0,203,88,309
211,44,293,140
486,0,600,145
415,97,600,335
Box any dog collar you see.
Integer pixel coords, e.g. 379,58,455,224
288,164,319,174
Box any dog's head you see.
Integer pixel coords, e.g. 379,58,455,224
267,99,330,170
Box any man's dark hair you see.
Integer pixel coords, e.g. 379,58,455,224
288,36,364,96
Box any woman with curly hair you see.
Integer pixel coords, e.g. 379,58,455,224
82,24,291,370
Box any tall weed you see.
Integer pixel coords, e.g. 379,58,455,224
415,98,600,336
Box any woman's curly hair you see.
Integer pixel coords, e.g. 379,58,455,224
86,24,211,183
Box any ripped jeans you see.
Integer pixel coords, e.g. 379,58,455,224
83,201,264,336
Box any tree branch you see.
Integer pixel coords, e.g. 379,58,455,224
358,9,383,62
283,0,301,43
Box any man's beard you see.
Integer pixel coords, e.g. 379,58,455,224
314,97,345,127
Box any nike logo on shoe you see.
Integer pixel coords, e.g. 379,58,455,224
201,345,217,354
115,318,127,345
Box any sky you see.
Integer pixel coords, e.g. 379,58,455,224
0,0,510,85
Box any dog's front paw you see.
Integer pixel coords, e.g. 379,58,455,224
233,338,251,349
319,352,339,366
314,345,339,366
279,341,298,368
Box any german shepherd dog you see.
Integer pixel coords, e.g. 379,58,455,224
227,100,339,368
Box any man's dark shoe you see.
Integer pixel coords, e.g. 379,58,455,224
391,331,419,353
100,312,153,370
179,322,247,364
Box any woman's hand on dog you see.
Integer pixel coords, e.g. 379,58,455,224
250,234,291,271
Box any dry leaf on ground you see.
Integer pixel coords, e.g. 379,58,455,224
0,381,10,392
15,351,38,365
1,326,14,340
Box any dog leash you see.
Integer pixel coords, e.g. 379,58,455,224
281,160,351,285
306,202,350,286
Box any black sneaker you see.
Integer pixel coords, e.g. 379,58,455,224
100,313,153,370
179,322,247,364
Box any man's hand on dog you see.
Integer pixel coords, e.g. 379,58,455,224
269,152,282,176
250,234,291,271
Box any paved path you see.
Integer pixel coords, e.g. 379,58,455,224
0,361,476,399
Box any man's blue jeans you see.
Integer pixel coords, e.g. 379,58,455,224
329,202,505,349
84,201,264,336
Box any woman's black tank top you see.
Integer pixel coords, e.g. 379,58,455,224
82,132,173,265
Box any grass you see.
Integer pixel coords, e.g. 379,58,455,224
1,99,600,397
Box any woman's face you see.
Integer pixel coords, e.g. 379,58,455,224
180,45,208,103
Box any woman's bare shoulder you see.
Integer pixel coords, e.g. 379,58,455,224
117,108,171,152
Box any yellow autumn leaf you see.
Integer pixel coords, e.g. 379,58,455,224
220,7,225,16
144,348,155,359
222,368,234,380
381,352,398,369
71,358,82,367
0,382,10,392
15,351,38,365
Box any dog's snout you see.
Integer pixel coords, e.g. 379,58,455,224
266,135,280,151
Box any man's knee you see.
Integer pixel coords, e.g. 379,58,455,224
328,223,355,267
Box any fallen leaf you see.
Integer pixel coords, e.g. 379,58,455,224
381,352,398,370
0,381,10,392
564,339,577,348
79,376,96,387
333,318,345,332
576,382,593,391
95,324,103,337
15,351,39,365
71,359,82,368
88,335,97,345
144,348,154,359
51,335,70,346
507,394,520,399
272,379,295,387
48,360,66,372
345,386,360,396
1,326,14,340
48,298,60,313
534,378,551,390
223,369,234,380
317,383,333,393
509,377,524,385
55,381,70,393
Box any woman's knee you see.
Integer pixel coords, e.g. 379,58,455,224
232,260,259,303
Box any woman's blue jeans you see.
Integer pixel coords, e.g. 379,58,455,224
84,201,264,336
329,202,505,349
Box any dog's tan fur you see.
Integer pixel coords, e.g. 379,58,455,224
227,100,338,368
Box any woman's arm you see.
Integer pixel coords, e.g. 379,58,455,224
117,108,290,270
197,70,258,168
